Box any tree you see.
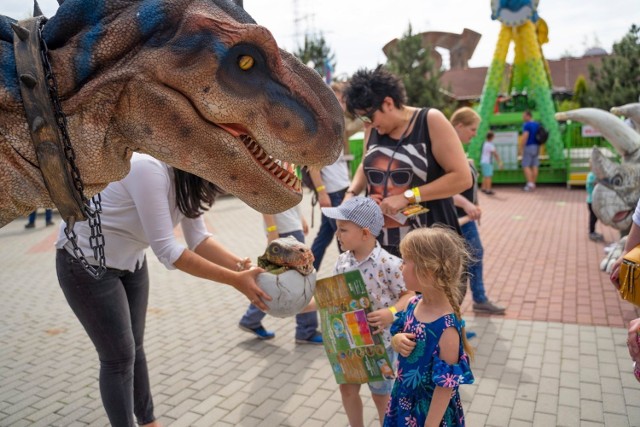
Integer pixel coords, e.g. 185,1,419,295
385,24,450,110
572,75,588,107
587,25,640,109
293,33,336,82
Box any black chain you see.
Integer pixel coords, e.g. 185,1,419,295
37,20,107,279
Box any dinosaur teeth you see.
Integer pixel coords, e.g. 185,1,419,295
286,174,297,188
239,133,301,191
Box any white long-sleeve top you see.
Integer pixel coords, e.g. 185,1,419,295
56,153,212,272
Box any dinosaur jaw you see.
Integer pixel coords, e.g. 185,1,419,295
613,210,633,223
216,123,302,193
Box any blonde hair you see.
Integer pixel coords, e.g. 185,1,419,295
450,107,480,127
399,226,474,359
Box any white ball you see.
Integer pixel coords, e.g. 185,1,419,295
256,269,317,318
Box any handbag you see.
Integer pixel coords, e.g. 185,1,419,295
619,245,640,306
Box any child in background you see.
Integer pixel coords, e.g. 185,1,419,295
384,227,474,427
322,196,414,427
480,131,503,195
586,170,604,241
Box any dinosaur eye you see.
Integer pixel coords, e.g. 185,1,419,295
271,245,280,254
238,55,254,71
611,175,623,186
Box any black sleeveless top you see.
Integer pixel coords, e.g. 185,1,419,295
363,108,461,249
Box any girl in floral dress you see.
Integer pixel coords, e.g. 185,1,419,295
384,227,475,427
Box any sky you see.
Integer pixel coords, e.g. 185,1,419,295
2,0,639,77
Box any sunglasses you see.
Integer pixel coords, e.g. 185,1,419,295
355,106,379,124
364,167,413,186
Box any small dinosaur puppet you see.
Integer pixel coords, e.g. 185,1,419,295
0,0,344,227
257,236,315,276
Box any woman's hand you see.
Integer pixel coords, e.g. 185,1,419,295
367,308,395,334
391,333,416,357
628,318,640,363
235,267,272,311
317,191,331,208
462,200,482,221
379,194,410,216
610,256,624,289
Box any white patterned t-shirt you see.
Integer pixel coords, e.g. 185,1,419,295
333,242,406,346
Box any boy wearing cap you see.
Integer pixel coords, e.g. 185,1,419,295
322,196,414,427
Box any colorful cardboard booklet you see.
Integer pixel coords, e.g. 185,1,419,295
314,270,395,384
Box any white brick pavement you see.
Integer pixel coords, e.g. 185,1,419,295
1,195,639,426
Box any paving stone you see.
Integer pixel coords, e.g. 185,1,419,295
558,387,581,408
532,412,556,427
485,405,511,426
556,405,580,427
602,392,628,415
465,411,488,426
580,399,604,423
512,399,535,422
535,392,558,414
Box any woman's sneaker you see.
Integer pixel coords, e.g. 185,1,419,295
473,300,506,315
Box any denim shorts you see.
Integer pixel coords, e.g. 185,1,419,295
480,162,494,177
368,346,397,395
521,144,540,167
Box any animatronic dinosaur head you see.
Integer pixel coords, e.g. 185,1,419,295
0,0,343,224
556,108,640,230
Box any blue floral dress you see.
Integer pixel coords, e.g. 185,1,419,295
384,296,474,427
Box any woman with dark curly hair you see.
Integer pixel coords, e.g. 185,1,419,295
343,66,471,257
54,153,270,427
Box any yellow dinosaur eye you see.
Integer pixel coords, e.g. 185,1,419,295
238,55,254,70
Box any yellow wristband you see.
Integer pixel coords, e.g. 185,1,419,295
412,187,422,203
315,185,326,192
388,306,397,315
266,225,277,232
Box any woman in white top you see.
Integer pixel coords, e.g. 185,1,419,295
55,153,269,427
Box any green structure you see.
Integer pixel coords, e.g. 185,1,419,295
468,1,564,179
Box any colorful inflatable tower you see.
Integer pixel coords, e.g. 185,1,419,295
469,1,563,166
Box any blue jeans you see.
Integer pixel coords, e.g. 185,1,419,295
56,250,155,427
461,221,487,303
240,230,318,340
28,209,52,224
311,189,347,270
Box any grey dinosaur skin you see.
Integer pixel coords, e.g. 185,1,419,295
556,108,640,231
0,0,344,227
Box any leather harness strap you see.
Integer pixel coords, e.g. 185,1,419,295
12,16,88,223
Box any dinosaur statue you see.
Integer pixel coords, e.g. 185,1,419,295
555,107,640,271
0,0,344,228
555,108,640,230
611,101,640,133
